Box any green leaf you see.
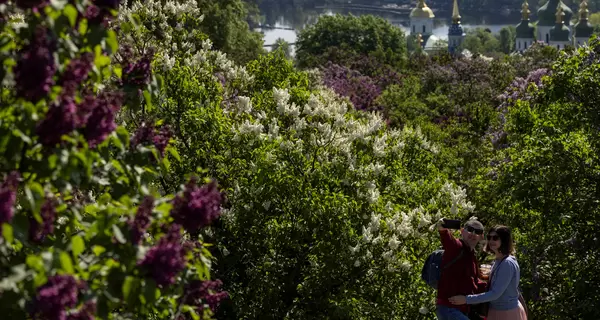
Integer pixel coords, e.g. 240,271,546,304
71,235,85,257
143,90,153,111
63,4,78,27
141,279,159,305
26,255,44,271
92,245,106,256
60,252,74,273
2,224,13,243
13,129,31,144
122,276,140,302
168,147,181,162
112,225,126,244
182,306,200,320
105,30,118,54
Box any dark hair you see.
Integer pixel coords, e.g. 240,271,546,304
485,225,514,255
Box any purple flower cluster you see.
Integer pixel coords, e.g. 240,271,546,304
170,178,223,234
130,122,172,156
0,171,20,226
496,68,551,113
29,198,57,243
321,62,383,111
60,53,94,97
122,55,152,87
14,26,56,102
138,224,187,286
36,98,79,147
128,196,154,244
36,90,123,148
345,55,403,88
31,275,83,320
81,91,123,147
490,68,551,149
183,280,229,313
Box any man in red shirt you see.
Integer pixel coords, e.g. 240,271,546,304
435,218,486,320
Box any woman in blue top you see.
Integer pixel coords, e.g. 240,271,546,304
448,225,527,320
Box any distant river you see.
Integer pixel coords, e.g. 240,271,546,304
258,6,521,51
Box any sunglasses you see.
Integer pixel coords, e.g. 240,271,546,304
465,226,484,235
487,235,499,241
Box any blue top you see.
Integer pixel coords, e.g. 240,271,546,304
466,255,521,311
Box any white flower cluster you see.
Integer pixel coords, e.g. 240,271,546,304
441,182,476,216
119,0,253,91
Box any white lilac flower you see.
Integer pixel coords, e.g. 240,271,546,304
237,96,252,114
419,307,429,314
349,243,361,254
388,235,400,250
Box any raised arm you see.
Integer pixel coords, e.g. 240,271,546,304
437,219,461,251
465,260,515,305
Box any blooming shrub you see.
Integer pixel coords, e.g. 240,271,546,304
0,1,225,319
321,62,383,111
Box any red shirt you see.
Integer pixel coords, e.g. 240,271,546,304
436,229,486,314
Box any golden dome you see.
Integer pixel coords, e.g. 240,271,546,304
410,0,435,18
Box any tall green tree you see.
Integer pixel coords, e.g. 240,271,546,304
295,14,407,69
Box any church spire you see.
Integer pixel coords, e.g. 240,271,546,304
521,0,531,21
452,0,461,24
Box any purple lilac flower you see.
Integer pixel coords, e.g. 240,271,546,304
183,279,229,313
122,55,152,87
138,224,187,286
490,68,551,150
31,275,81,320
80,91,123,147
0,171,20,226
170,178,223,234
66,301,96,320
321,62,382,111
60,53,94,97
130,123,172,156
14,26,56,102
36,98,79,147
29,198,57,243
128,196,154,244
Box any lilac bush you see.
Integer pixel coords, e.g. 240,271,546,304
321,62,383,111
0,0,227,318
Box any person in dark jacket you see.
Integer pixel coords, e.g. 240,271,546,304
435,218,486,320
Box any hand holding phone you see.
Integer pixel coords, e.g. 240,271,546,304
442,218,462,230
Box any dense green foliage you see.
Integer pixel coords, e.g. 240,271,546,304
0,1,225,319
295,14,407,69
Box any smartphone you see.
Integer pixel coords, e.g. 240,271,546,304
442,218,462,229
